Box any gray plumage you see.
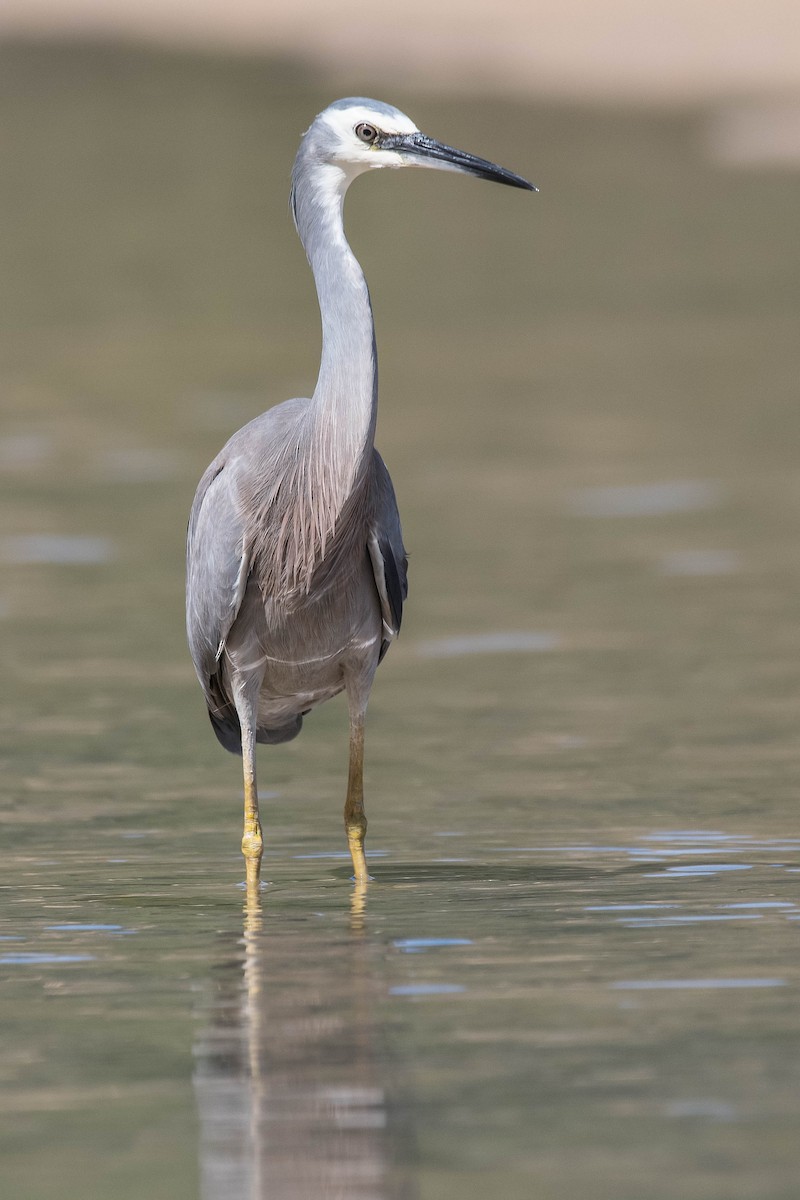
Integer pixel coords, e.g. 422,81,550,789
185,98,534,885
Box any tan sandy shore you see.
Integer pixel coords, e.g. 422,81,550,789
1,0,799,103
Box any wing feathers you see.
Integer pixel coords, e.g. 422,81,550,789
186,455,250,685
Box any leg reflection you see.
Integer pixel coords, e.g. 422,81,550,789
194,883,416,1199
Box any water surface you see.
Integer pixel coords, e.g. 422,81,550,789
2,41,800,1200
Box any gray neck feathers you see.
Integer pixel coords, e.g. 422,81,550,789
294,154,378,491
253,152,377,605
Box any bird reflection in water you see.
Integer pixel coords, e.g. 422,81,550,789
193,881,416,1199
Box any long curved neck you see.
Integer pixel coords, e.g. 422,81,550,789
292,159,377,492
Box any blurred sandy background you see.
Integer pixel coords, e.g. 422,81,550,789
2,0,800,104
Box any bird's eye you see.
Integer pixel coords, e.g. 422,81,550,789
355,122,379,145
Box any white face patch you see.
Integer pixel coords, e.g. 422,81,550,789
316,102,419,172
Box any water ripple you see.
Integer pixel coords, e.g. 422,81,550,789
1,535,115,565
1,953,96,965
611,978,786,990
390,984,466,996
569,480,723,518
416,631,561,658
659,549,740,576
393,939,473,953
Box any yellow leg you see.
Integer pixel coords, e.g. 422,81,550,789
239,707,263,890
344,711,370,883
242,773,263,862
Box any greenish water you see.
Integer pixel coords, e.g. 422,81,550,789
2,41,800,1200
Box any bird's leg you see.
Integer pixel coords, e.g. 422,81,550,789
344,704,369,883
232,680,263,890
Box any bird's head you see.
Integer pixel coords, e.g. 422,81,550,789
299,97,536,191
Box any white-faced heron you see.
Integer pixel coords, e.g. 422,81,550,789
186,98,535,890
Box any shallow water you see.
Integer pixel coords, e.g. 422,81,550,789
4,833,800,1200
3,42,800,1200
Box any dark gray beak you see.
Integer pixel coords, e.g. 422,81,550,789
382,131,537,191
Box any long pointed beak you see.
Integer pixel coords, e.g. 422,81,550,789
382,131,537,191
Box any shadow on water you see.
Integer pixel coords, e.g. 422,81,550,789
194,885,418,1200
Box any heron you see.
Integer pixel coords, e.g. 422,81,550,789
186,98,535,889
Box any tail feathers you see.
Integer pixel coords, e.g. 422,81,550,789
208,707,304,756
